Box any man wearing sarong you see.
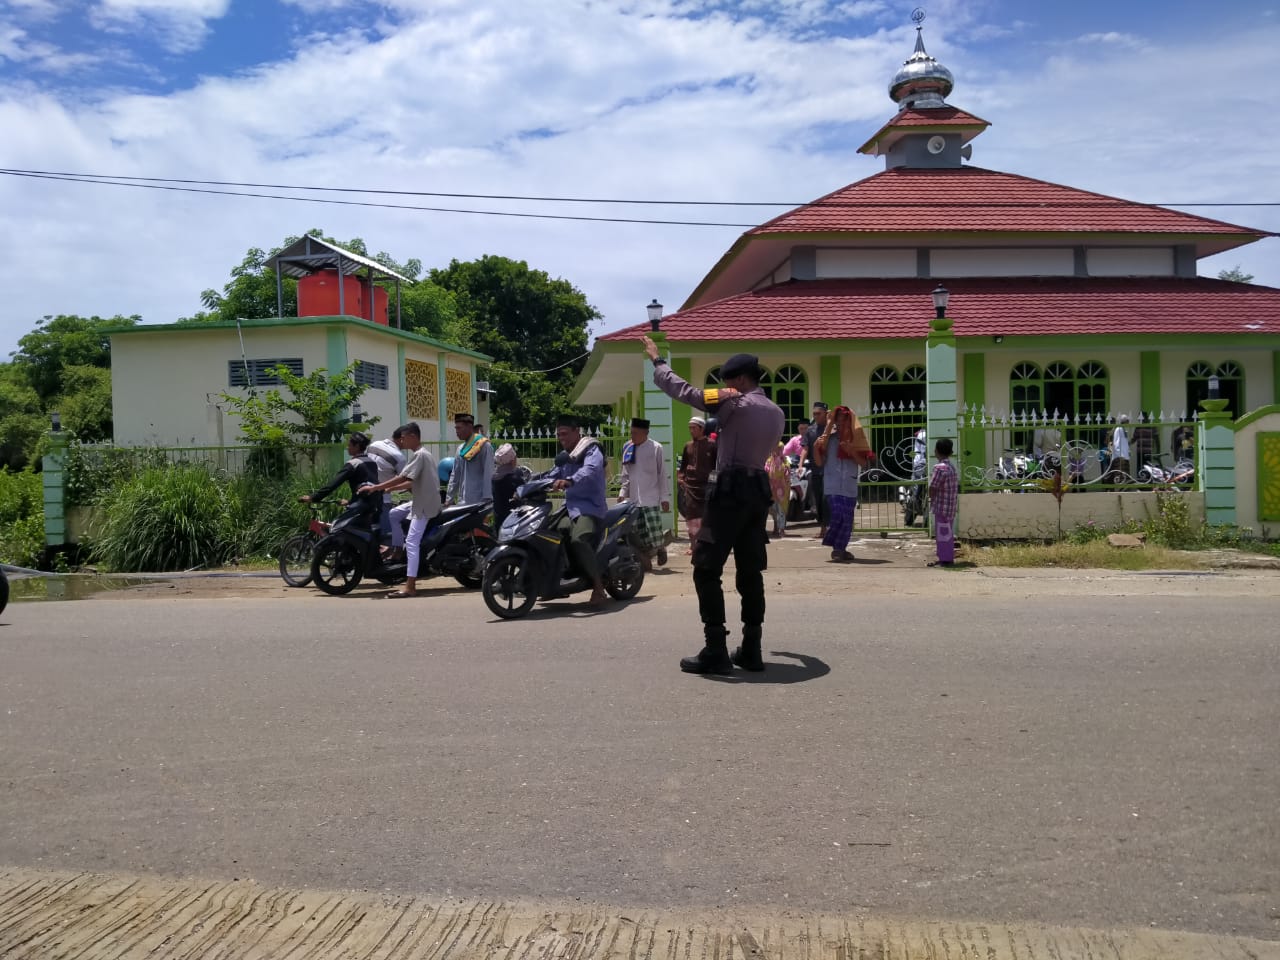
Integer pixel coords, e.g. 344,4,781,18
446,412,494,506
813,405,874,563
677,416,715,554
619,417,670,571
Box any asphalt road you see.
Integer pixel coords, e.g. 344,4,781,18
1,572,1277,940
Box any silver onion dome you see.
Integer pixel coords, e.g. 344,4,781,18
889,26,953,109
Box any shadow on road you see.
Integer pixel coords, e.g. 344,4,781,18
488,595,656,622
704,650,830,685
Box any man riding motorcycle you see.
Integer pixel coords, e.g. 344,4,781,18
300,432,380,524
545,414,609,607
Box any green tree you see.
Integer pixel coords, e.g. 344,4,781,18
186,230,422,324
428,255,603,430
56,364,114,442
0,365,45,470
10,313,138,402
1217,266,1255,283
221,362,380,446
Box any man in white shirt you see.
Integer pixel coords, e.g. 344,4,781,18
368,430,406,549
1110,414,1131,482
619,417,670,571
359,422,440,598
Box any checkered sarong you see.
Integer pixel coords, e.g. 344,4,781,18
633,505,665,551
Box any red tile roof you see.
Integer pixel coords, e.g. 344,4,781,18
858,107,990,153
599,277,1280,342
749,167,1268,238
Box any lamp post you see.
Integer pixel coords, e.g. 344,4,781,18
50,411,61,432
1207,375,1221,400
351,402,362,426
646,299,664,332
931,284,950,319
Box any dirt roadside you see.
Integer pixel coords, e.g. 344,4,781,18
0,867,1274,960
9,528,1280,603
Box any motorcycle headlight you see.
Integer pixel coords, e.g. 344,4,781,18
501,505,545,542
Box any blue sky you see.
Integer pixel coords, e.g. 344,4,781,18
1,0,1278,357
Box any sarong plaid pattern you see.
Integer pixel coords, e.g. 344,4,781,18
634,505,665,551
821,494,856,551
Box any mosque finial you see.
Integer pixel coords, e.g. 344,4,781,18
890,9,954,110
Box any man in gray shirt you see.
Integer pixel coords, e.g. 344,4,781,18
445,413,494,506
643,336,784,675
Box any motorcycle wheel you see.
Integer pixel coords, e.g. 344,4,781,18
310,536,364,595
454,539,489,590
903,502,915,527
604,543,645,601
482,552,536,619
0,568,8,616
278,534,317,588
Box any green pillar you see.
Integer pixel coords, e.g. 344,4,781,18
397,344,407,422
961,352,986,476
42,430,68,548
819,355,841,407
643,333,676,534
1140,351,1161,416
326,326,348,373
1272,350,1280,407
1197,398,1236,526
926,315,959,532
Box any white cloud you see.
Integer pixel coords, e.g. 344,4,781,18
88,0,231,54
0,3,1276,361
1074,31,1145,49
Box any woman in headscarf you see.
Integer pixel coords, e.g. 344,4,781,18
813,405,873,563
677,416,716,553
490,443,530,529
765,439,790,538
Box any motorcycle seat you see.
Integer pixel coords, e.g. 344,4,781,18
603,502,631,527
438,500,491,523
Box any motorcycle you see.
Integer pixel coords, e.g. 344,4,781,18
481,476,645,619
310,497,496,596
0,565,8,616
1138,456,1195,487
786,455,811,522
900,446,926,526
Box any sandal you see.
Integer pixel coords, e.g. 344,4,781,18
385,589,417,599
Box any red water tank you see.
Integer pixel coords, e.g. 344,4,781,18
298,271,365,317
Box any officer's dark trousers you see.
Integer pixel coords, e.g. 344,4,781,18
691,475,771,641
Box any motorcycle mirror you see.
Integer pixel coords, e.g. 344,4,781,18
554,451,571,467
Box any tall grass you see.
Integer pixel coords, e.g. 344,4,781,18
0,468,44,567
90,465,228,572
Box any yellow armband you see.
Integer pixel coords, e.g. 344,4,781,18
703,388,721,408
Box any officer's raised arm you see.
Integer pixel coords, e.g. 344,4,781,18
641,335,739,412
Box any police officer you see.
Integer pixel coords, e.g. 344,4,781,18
642,335,785,675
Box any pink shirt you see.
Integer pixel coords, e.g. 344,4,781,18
782,435,804,459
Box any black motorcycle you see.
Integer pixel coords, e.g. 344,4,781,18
0,565,8,616
481,477,645,619
310,498,496,596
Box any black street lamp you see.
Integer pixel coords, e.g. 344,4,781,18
646,299,664,332
1207,375,1221,400
931,284,950,319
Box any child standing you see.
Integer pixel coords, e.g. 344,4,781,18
929,437,958,566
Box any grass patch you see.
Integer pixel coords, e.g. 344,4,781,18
970,541,1204,570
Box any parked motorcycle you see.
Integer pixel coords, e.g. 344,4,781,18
1138,456,1195,487
0,565,8,616
786,455,811,522
481,477,645,619
901,440,927,525
310,498,496,595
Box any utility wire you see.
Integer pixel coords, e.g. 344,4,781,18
1,167,1277,211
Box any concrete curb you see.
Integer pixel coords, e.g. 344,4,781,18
0,868,1274,960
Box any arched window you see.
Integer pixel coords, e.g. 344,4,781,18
869,365,926,463
1187,361,1244,418
706,363,808,434
1010,362,1043,415
770,364,808,434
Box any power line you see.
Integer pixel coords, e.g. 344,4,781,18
0,170,756,228
1,167,1278,211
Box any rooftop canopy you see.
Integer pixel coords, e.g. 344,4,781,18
264,234,415,284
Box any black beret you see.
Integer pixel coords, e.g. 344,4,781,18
721,352,765,380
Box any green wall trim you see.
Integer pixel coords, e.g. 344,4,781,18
1273,351,1280,408
820,355,841,407
962,353,985,406
1232,404,1280,430
397,344,407,422
105,315,492,361
1140,351,1161,413
671,357,694,449
326,327,347,375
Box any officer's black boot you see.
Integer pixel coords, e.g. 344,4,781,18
731,624,765,672
680,626,733,675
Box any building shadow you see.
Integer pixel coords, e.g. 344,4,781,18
704,650,830,685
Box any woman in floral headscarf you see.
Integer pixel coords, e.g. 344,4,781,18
813,405,873,563
765,440,790,538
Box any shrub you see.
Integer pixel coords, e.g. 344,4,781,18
218,471,322,561
64,442,168,505
0,469,44,567
90,465,227,572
